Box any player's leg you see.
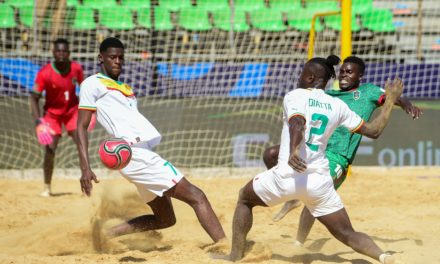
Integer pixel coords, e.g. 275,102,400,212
317,208,393,263
230,179,267,261
262,144,279,169
42,135,60,196
106,195,176,237
167,177,226,242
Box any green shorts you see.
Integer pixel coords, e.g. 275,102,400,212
326,151,350,190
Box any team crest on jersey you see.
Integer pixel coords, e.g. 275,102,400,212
353,90,361,100
98,76,134,97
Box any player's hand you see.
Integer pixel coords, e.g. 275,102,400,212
80,169,100,196
35,118,54,145
288,153,307,173
87,113,97,132
384,77,404,102
404,104,423,119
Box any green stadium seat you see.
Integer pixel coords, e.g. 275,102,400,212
159,0,192,12
270,0,301,13
352,0,373,15
72,6,97,30
250,8,286,32
197,0,229,12
67,0,81,8
4,0,34,8
362,9,396,33
288,9,324,32
100,7,134,30
324,14,360,32
304,0,340,13
18,6,34,27
178,7,212,31
0,4,17,29
212,8,249,32
121,0,151,10
235,0,266,12
82,0,117,10
138,7,174,31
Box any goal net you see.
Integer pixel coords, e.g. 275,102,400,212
0,0,439,169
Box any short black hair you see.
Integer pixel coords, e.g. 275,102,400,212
53,38,69,47
99,37,124,53
343,56,365,74
308,55,340,79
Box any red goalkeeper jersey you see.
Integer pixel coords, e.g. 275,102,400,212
33,61,84,116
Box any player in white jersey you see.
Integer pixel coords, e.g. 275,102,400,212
227,56,401,264
76,37,225,248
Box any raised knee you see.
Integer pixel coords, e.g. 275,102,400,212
158,214,176,228
263,146,278,169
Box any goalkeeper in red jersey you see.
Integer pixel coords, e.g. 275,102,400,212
30,38,87,197
263,55,423,246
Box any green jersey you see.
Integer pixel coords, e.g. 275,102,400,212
325,83,385,163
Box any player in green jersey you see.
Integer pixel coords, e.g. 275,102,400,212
263,56,423,246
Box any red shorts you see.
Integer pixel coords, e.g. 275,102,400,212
43,107,78,135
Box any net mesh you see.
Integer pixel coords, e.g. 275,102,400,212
0,0,439,169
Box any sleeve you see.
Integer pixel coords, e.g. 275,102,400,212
283,90,306,122
33,68,46,94
77,64,84,84
338,99,364,132
78,78,99,112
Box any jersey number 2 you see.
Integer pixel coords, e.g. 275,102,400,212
306,113,328,151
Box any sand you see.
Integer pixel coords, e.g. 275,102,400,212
0,166,439,264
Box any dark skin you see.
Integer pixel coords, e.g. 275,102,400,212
77,46,226,243
269,61,424,243
30,42,79,187
228,61,402,263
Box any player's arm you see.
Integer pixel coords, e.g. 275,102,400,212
77,109,99,196
288,115,307,172
356,78,404,138
29,91,41,121
394,97,423,119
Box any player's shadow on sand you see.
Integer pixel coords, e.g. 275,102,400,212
50,192,74,197
119,256,146,262
272,252,372,264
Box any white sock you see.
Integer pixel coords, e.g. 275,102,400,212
379,253,391,264
293,240,303,247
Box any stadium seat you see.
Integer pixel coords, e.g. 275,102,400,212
100,7,134,30
0,4,17,29
270,0,301,13
138,7,174,31
82,0,117,10
250,8,286,32
352,0,373,14
72,6,97,30
178,7,212,31
158,0,192,12
324,14,360,32
304,0,340,13
197,0,229,12
121,0,151,10
18,6,34,27
288,9,324,32
4,0,33,8
235,0,266,13
212,8,249,32
362,9,396,33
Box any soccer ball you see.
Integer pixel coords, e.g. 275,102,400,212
98,138,132,170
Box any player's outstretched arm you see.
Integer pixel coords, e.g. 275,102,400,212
357,78,404,138
288,116,307,172
394,97,423,119
77,109,99,196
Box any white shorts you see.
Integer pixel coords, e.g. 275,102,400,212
120,145,184,203
252,166,343,217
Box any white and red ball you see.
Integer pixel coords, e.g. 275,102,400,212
98,138,132,170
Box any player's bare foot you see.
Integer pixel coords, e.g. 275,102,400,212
40,185,52,197
272,200,302,222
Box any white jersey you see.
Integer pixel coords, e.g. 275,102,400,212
79,73,161,147
277,88,364,174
